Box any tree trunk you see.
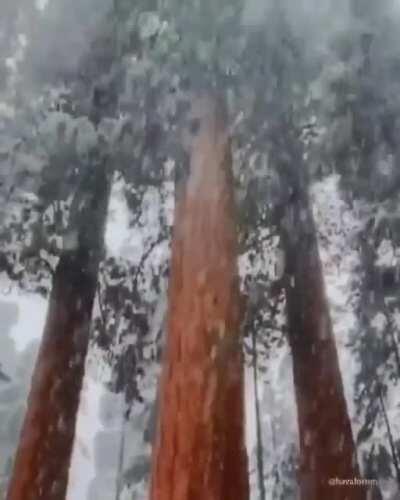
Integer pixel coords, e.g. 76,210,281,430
364,447,383,500
378,383,400,486
281,187,363,500
251,327,266,500
149,96,249,500
7,160,111,500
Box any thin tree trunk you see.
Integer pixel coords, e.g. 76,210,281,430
7,160,111,500
281,187,363,500
115,408,126,500
364,446,383,500
251,328,266,500
383,311,400,382
149,95,249,500
377,382,400,485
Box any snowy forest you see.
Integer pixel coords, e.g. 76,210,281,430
1,0,400,499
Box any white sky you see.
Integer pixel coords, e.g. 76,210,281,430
104,178,130,256
1,288,46,351
35,0,49,11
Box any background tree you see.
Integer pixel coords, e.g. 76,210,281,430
314,1,400,497
4,1,124,497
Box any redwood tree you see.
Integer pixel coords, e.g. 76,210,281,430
149,96,249,500
6,159,111,500
276,124,363,499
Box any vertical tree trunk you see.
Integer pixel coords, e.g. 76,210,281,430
378,383,400,485
281,185,363,499
7,160,111,500
251,328,266,500
115,400,127,500
364,471,383,500
149,96,249,500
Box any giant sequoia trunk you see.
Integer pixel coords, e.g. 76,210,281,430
7,160,111,500
149,96,249,500
281,184,363,499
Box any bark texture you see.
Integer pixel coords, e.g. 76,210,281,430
149,96,249,500
7,160,111,500
282,187,364,500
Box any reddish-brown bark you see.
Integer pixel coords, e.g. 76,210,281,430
282,190,364,500
149,96,249,500
7,162,111,500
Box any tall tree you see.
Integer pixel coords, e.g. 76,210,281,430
149,95,249,500
4,2,122,496
6,149,111,500
319,1,400,493
273,118,362,499
229,4,363,493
